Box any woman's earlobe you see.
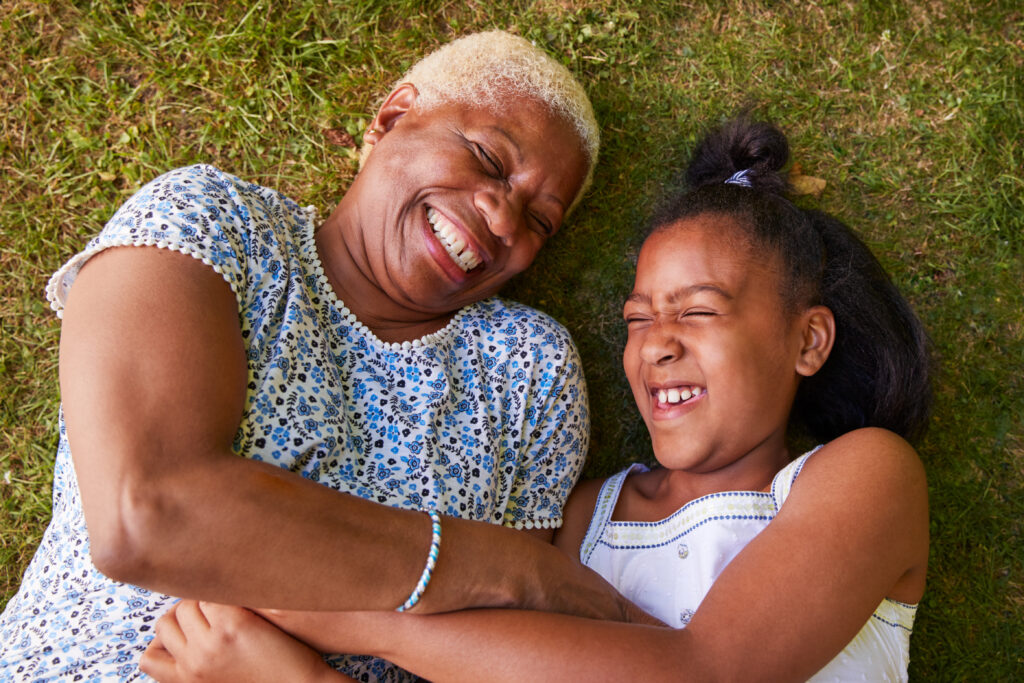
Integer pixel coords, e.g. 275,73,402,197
795,306,836,377
364,83,419,146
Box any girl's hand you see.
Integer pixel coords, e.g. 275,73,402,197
256,607,405,656
139,600,352,682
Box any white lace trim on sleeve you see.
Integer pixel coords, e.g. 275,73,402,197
45,238,241,319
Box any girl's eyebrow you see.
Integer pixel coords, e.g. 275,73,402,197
625,284,732,305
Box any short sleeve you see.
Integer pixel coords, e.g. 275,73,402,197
46,165,250,318
502,322,590,530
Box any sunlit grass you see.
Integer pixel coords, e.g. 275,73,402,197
1,0,1021,678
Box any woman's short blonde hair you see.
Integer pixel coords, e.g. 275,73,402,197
366,30,600,213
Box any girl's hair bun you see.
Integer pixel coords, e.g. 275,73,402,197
685,115,790,195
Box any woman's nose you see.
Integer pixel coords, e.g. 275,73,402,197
474,186,524,247
639,324,683,366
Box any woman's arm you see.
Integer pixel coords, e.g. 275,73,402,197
263,429,928,681
60,246,632,619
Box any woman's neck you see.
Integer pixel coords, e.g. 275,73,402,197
314,214,455,344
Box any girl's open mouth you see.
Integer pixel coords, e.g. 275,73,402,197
654,385,703,408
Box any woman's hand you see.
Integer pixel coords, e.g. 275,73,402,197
139,600,353,683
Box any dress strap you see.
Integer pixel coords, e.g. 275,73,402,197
579,463,647,565
770,446,822,510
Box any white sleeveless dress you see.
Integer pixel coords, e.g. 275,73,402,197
580,451,917,682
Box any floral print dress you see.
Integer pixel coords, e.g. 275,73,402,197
0,165,589,682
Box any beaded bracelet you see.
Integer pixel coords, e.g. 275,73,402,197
396,507,442,612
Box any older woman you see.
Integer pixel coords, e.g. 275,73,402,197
0,31,639,681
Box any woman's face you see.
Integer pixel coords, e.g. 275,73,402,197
345,91,589,315
622,216,809,480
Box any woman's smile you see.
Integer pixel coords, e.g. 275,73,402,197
426,206,484,273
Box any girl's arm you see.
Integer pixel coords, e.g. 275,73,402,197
264,428,928,681
60,246,632,620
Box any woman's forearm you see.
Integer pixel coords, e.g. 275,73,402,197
94,451,447,612
97,451,631,620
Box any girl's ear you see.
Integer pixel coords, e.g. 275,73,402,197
795,305,835,377
363,83,419,146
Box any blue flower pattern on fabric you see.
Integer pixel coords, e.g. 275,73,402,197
1,165,589,682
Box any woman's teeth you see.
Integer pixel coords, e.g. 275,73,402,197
657,386,703,405
428,208,481,272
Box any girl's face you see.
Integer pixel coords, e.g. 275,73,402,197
623,215,822,482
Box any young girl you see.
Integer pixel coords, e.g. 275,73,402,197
141,116,931,682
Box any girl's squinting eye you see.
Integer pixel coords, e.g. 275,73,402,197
623,308,651,325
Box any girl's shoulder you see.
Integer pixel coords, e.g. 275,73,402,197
800,427,924,491
553,476,609,557
554,463,659,557
784,428,927,515
782,428,929,603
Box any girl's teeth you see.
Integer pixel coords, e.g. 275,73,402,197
657,387,702,405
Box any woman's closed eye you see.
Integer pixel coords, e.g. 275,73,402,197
473,142,504,177
529,212,555,237
470,138,555,237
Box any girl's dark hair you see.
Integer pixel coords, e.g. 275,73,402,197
649,115,932,443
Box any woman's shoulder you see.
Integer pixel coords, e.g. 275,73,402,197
133,164,309,216
467,297,571,332
133,164,236,197
46,165,312,318
460,298,579,355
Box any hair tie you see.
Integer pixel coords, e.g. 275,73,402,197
724,169,753,188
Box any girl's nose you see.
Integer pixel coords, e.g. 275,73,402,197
639,324,683,366
474,186,524,247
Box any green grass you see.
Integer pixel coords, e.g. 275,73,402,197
1,0,1021,678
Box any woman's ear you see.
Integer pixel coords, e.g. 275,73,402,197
363,83,419,146
795,305,835,377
